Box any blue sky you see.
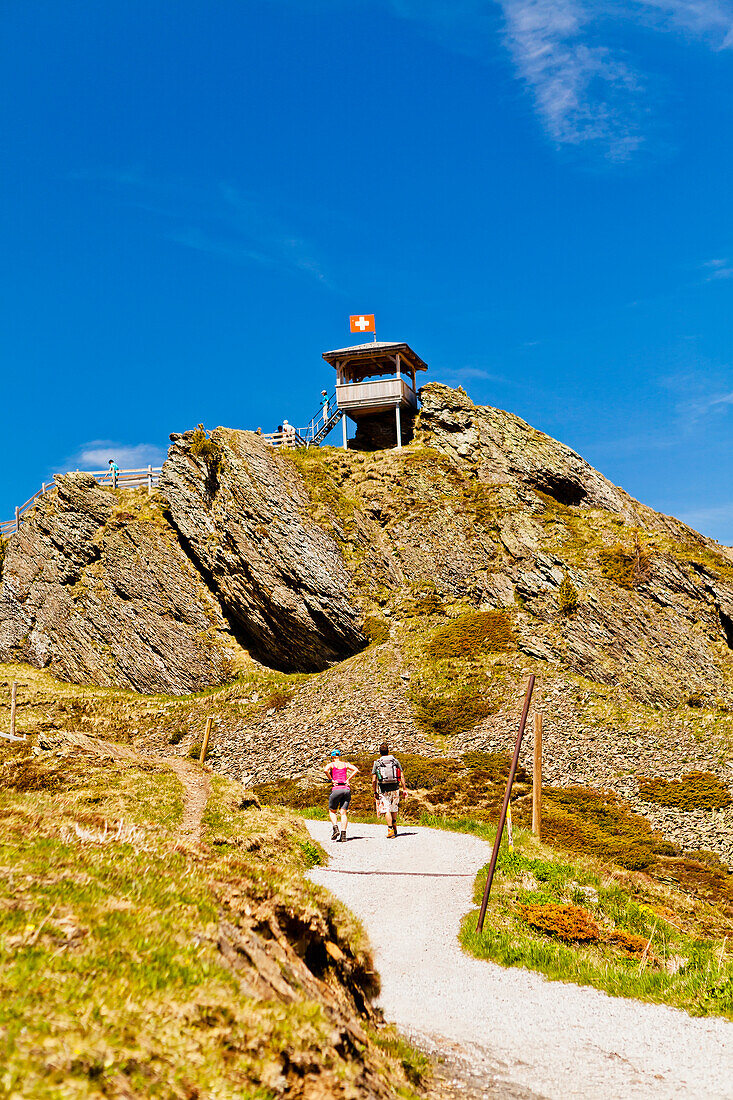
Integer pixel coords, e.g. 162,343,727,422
2,0,733,541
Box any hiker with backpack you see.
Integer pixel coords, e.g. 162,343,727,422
324,749,359,843
372,742,407,839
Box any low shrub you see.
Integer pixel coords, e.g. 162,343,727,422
655,854,733,917
598,535,650,589
264,688,293,712
638,771,731,811
189,424,221,466
362,616,390,644
520,903,600,944
412,592,445,616
427,611,515,661
168,730,186,745
412,684,496,736
188,740,203,760
557,573,579,616
540,786,674,870
461,751,530,786
605,929,652,959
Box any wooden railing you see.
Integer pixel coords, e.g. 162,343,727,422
263,392,342,449
0,466,162,538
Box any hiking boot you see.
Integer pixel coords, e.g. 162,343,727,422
339,831,346,843
392,824,399,836
386,826,396,839
331,824,339,840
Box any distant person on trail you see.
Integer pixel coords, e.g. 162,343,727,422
282,419,296,447
108,459,119,488
324,749,359,842
320,390,329,424
372,742,407,839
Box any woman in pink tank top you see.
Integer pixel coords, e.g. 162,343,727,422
324,749,359,843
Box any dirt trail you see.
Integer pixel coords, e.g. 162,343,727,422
307,820,733,1100
166,757,211,845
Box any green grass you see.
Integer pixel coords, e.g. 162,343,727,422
458,829,733,1019
0,744,428,1099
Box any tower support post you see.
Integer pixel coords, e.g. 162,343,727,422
342,414,348,450
395,405,402,450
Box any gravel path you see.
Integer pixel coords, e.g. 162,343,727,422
306,821,733,1100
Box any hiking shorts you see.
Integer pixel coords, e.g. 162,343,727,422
329,787,351,812
377,788,400,815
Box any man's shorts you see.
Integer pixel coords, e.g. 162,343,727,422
329,787,351,812
377,788,400,815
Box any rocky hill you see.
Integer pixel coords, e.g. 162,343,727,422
1,384,732,862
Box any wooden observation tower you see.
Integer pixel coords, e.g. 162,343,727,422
322,340,428,451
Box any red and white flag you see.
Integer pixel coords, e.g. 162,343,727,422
350,314,375,334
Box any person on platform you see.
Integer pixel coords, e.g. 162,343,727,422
108,459,119,488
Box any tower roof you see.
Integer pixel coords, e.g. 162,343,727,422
322,341,427,380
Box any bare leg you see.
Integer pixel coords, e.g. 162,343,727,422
340,806,348,832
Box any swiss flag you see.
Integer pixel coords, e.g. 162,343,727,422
350,314,375,334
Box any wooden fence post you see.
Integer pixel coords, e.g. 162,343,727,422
147,465,153,494
14,507,20,534
532,711,543,840
199,716,214,765
10,682,17,740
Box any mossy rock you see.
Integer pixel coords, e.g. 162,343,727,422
638,771,731,811
427,611,515,661
520,903,600,944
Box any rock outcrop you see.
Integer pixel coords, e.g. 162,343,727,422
0,474,243,694
159,428,366,672
0,384,731,705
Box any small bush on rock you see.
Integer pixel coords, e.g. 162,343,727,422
264,688,293,712
190,424,221,466
598,534,650,589
639,771,731,811
428,611,515,660
557,573,579,616
520,903,600,943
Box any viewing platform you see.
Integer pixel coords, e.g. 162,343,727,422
322,340,428,450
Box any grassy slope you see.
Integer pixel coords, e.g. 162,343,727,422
455,821,733,1020
0,740,427,1100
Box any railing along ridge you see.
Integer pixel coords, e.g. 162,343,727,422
1,466,162,538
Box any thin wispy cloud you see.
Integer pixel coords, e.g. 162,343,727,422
72,170,329,284
663,368,733,421
703,257,733,280
379,0,733,159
